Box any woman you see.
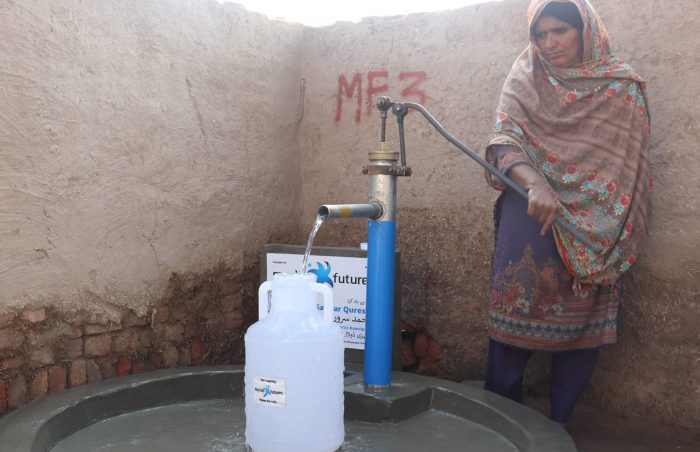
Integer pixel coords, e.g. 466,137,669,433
484,0,651,425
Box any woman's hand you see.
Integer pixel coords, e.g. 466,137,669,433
526,180,561,236
509,164,562,236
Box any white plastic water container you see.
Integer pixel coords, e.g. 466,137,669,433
244,273,344,452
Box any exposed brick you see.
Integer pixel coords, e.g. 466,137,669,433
0,328,25,350
186,295,207,314
0,379,7,412
222,280,240,296
69,360,87,387
154,307,171,322
162,344,179,368
84,323,122,335
61,310,90,325
131,361,146,374
113,330,139,353
414,328,429,359
21,308,47,324
137,329,152,349
401,336,418,369
0,312,16,329
190,336,203,365
7,376,27,408
30,369,48,399
426,338,441,360
96,358,116,380
148,352,163,369
28,322,81,347
116,356,132,376
223,311,243,330
29,348,55,367
86,360,102,383
164,324,185,343
84,335,112,357
169,305,188,322
206,315,225,333
178,346,191,366
48,366,66,393
221,293,241,313
123,311,147,328
0,355,24,370
66,338,84,359
183,323,198,338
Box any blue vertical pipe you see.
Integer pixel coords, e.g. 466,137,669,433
364,219,396,386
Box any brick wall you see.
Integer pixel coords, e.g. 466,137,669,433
0,270,252,417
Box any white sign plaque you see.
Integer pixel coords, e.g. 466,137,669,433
266,253,367,350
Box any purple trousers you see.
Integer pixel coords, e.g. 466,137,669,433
485,339,598,422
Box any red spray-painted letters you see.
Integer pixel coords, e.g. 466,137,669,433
335,71,427,123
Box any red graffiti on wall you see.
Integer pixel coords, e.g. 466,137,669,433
336,73,363,124
335,71,428,123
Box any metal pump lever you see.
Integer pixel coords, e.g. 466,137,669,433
378,97,602,253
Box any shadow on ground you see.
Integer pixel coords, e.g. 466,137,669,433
527,396,700,452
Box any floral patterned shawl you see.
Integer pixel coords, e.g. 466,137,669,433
485,0,652,286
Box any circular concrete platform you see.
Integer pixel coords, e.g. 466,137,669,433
0,366,576,451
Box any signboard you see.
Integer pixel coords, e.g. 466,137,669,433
266,253,368,350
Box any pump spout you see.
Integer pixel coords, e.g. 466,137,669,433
318,203,383,220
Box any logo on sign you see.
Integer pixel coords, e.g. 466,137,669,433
307,261,334,287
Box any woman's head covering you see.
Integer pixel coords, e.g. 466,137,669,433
532,2,584,33
486,0,651,286
529,0,611,63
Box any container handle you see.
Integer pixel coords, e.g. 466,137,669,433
312,283,334,326
258,281,272,320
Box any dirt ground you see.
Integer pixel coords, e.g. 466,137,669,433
527,396,700,452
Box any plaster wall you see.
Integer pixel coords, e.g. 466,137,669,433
0,0,304,316
299,0,700,424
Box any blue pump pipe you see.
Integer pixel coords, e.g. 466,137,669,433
364,220,396,386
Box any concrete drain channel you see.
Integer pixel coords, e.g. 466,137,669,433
0,366,575,451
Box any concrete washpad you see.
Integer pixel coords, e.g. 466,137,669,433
0,366,575,451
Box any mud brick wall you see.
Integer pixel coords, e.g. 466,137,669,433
0,271,254,415
0,0,299,416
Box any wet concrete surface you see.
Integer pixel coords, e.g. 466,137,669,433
344,409,518,451
52,400,247,452
52,399,518,452
0,366,574,451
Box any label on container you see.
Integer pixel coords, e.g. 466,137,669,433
253,376,286,408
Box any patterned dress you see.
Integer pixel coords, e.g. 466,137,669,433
488,146,622,351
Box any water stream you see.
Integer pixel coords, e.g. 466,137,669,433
301,213,328,274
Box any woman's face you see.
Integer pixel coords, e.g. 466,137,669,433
533,15,583,68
